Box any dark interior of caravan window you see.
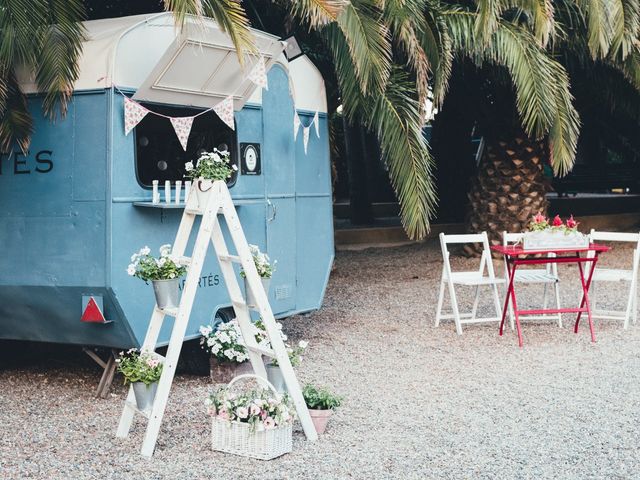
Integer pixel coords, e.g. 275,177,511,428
134,103,238,188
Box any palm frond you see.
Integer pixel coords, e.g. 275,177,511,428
610,0,640,59
35,0,85,120
575,0,616,58
0,71,32,153
423,4,453,108
327,24,436,238
288,0,347,27
444,9,580,172
383,0,431,108
335,0,392,95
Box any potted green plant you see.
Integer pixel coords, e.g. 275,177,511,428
302,384,342,434
116,348,163,412
127,244,186,309
240,244,276,306
200,321,255,383
184,149,237,208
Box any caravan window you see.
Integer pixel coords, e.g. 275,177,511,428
134,104,237,188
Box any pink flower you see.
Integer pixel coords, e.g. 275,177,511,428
260,409,268,420
250,404,261,416
236,407,249,419
566,215,578,229
533,212,546,224
264,417,276,429
552,215,563,227
218,409,229,421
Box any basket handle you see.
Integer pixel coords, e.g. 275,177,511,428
227,374,281,398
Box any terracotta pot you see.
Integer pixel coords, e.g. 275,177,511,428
209,357,252,384
308,408,333,434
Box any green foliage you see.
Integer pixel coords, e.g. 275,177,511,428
302,384,343,410
116,349,163,385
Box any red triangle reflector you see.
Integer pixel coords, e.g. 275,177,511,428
81,297,106,323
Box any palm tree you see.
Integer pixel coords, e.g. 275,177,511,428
448,1,640,246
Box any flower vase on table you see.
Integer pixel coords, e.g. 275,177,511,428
523,214,588,250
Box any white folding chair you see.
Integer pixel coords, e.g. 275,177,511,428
502,232,562,328
587,230,640,329
435,232,505,335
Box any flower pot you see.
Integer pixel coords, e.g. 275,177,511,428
265,363,287,393
244,277,271,306
152,278,181,309
132,381,158,412
308,408,333,434
209,357,253,384
195,178,214,209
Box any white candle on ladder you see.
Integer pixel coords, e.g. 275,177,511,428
175,181,182,204
152,180,159,204
164,181,171,204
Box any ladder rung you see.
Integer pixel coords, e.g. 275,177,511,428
176,256,191,266
156,306,179,317
218,254,241,263
184,207,202,215
247,345,275,358
125,400,150,419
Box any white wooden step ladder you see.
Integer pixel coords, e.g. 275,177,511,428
116,181,318,457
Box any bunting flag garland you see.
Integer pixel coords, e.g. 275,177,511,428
293,112,301,140
170,116,195,151
313,111,320,138
247,56,269,91
303,126,310,154
124,97,149,135
213,96,235,130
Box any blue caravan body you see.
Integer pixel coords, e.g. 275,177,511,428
0,14,334,348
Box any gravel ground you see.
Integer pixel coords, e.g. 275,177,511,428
2,239,640,479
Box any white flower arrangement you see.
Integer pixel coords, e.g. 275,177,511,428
205,385,296,432
240,244,276,279
127,244,186,282
199,320,269,364
184,148,238,181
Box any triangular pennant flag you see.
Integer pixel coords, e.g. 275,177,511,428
313,111,320,138
303,126,310,155
124,97,149,135
293,111,301,140
170,116,195,151
248,56,269,91
213,96,235,130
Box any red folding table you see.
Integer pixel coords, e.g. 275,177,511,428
491,244,610,347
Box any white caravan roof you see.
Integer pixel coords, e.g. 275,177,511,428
18,13,327,113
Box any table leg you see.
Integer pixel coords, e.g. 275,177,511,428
574,253,598,333
499,259,516,336
575,257,597,343
508,264,524,347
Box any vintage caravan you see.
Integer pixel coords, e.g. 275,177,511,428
0,13,333,348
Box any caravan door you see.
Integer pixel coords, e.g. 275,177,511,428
263,67,296,315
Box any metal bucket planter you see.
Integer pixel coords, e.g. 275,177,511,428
195,178,214,209
308,409,333,434
265,363,287,393
210,357,253,384
152,278,181,309
132,382,158,412
244,277,271,306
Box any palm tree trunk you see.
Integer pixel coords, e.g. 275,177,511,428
466,134,550,254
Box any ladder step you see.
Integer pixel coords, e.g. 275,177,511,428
176,256,191,266
246,345,276,358
218,254,241,263
184,207,202,215
124,400,151,419
156,306,179,317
